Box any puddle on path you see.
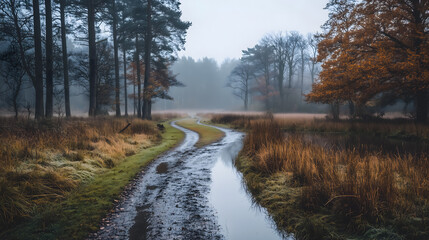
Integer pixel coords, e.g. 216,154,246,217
209,130,292,240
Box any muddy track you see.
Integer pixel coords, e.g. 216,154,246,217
90,121,229,240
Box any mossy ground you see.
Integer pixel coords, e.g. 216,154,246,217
1,121,184,240
176,118,225,148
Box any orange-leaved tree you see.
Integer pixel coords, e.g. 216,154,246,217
307,0,429,122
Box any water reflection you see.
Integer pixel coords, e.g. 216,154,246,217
209,131,291,240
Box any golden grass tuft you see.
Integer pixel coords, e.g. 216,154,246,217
243,119,429,220
0,117,158,226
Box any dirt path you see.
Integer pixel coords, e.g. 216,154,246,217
90,120,229,240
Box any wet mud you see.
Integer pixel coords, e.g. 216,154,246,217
90,121,224,240
90,120,287,240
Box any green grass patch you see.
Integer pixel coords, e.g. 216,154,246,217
176,118,225,148
2,121,184,240
200,119,233,130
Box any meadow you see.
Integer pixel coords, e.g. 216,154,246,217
210,113,429,239
0,114,184,238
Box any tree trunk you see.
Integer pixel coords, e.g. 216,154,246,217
411,2,426,123
123,48,128,116
133,64,136,116
13,89,19,119
33,0,44,120
135,35,142,118
348,100,355,118
416,91,428,123
142,0,152,120
88,0,97,117
244,84,248,111
112,0,121,117
148,100,152,120
277,62,285,110
301,51,304,96
264,64,270,111
14,101,18,119
60,0,71,117
95,74,101,114
45,0,53,118
310,63,315,84
331,103,340,121
265,78,270,111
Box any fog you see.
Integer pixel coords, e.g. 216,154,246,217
153,57,242,111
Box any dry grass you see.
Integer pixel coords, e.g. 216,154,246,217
210,113,429,140
211,113,429,238
0,117,158,226
151,112,188,121
242,119,429,238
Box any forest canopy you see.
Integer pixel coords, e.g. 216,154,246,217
0,0,190,119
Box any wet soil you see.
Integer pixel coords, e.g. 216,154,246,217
89,120,287,240
89,121,224,240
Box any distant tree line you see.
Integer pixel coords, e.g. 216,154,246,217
307,0,429,122
0,0,190,120
154,57,240,110
228,32,320,112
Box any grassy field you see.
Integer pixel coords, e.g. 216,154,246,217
211,113,429,239
176,118,225,148
0,117,184,239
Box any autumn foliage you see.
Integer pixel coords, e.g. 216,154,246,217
307,0,429,122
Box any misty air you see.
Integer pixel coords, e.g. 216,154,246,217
0,0,428,239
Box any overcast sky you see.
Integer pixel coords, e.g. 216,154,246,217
177,0,329,64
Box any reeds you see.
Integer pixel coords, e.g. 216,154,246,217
242,118,429,225
210,113,429,140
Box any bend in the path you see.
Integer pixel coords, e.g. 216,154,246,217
91,120,225,240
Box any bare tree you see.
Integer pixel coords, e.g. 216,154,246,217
297,34,307,96
307,33,319,84
0,46,26,119
268,33,288,108
0,0,44,119
243,43,274,110
25,101,33,119
227,60,254,110
285,32,300,89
